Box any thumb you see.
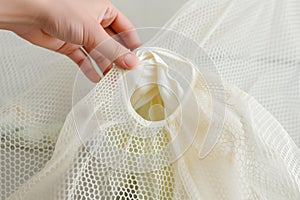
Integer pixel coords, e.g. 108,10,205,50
84,22,139,70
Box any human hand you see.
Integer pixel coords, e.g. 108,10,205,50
0,0,141,82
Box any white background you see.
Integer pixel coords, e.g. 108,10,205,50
111,0,187,28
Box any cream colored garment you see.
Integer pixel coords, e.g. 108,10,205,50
129,50,184,121
5,49,300,200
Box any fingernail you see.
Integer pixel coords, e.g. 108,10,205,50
124,53,139,69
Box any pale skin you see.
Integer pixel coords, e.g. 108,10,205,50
0,0,141,82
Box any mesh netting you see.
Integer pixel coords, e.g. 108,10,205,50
162,0,300,144
0,0,300,199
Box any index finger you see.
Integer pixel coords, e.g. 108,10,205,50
109,5,142,50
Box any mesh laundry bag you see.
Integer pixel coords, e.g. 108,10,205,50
161,0,300,144
0,0,300,200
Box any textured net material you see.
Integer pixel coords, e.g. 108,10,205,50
161,0,300,144
1,0,300,199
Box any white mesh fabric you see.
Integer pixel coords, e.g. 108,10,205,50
162,0,300,145
0,0,300,199
0,32,77,198
4,49,300,200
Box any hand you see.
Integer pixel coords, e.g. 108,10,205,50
0,0,141,82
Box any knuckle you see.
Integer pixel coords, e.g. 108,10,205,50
112,43,125,61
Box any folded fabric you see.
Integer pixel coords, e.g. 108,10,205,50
7,49,300,200
1,0,299,199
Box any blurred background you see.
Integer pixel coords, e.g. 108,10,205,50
111,0,187,28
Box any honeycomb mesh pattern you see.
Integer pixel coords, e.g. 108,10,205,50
0,0,300,199
0,32,77,199
163,0,300,145
5,65,300,199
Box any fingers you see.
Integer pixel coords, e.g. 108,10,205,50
68,48,101,82
109,6,142,50
104,27,126,46
103,28,138,71
53,42,104,82
58,44,103,83
101,7,118,28
115,52,139,70
20,29,102,82
19,29,66,52
85,23,139,70
85,47,112,75
20,4,141,80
